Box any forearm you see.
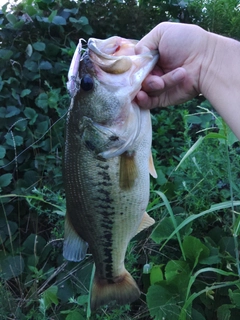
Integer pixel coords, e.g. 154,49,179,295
200,33,240,139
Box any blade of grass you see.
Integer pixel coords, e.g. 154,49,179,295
159,200,240,251
179,279,240,320
0,193,65,212
154,190,186,260
175,136,204,171
87,263,95,319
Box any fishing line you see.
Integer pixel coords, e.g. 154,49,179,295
0,110,68,169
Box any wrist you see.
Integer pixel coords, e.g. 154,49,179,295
198,31,220,96
199,32,240,138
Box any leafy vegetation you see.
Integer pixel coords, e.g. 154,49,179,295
0,0,240,319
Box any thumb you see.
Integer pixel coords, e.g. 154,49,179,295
135,43,152,55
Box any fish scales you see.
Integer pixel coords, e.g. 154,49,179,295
64,113,150,277
63,36,158,310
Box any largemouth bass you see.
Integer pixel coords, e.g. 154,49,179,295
63,36,158,310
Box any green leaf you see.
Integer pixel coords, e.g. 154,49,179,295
77,295,88,305
31,52,42,61
48,89,60,108
78,16,89,25
52,16,66,25
156,169,167,185
39,61,52,70
0,49,13,60
35,93,48,112
191,308,206,320
0,173,12,187
45,43,60,56
0,146,6,159
219,237,235,257
48,9,57,23
69,17,78,23
21,89,31,97
0,256,25,280
165,260,190,282
33,42,46,51
82,24,93,35
22,234,47,255
227,130,238,146
0,107,6,118
11,88,19,100
183,236,210,267
36,121,49,135
186,115,202,124
4,133,23,147
199,255,221,265
229,289,240,307
147,285,181,320
165,260,191,298
24,60,38,72
150,265,163,285
41,286,59,310
65,309,85,320
217,304,232,320
151,216,192,243
6,13,17,24
5,106,20,118
24,170,39,186
69,16,89,25
24,107,38,125
0,220,18,244
205,132,226,140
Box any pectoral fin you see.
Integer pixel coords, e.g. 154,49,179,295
119,151,138,190
149,153,157,178
136,212,155,235
63,214,88,262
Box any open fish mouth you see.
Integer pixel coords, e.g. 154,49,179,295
67,37,159,96
88,37,136,74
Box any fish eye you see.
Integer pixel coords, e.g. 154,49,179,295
81,75,94,91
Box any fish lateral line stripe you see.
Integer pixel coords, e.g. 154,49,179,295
97,181,112,187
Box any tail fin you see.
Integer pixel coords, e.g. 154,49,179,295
91,269,140,310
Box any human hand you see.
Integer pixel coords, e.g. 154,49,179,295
135,22,213,108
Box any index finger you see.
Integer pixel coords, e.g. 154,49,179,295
135,25,162,54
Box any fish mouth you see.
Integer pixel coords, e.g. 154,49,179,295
88,37,136,74
88,37,158,76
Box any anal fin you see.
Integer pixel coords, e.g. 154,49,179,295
119,151,138,190
63,214,88,262
136,211,155,235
